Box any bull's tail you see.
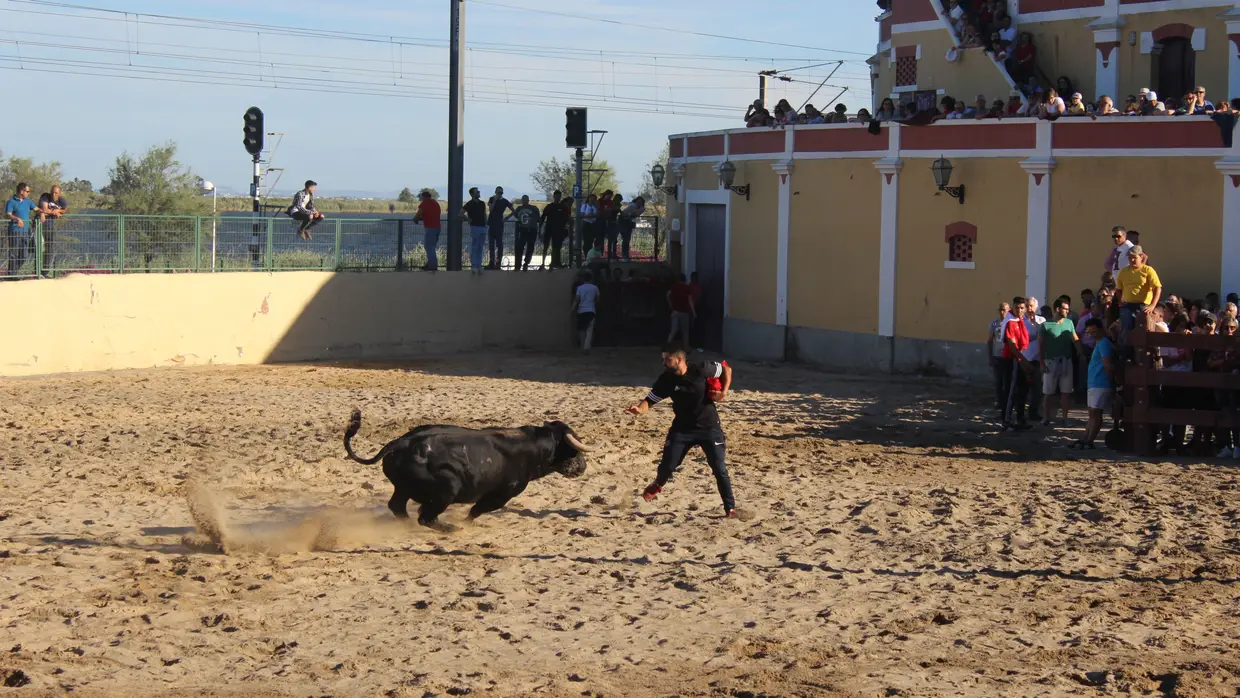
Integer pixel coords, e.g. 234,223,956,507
343,408,398,465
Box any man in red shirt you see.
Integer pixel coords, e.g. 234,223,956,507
412,190,442,271
667,273,696,345
1001,296,1034,430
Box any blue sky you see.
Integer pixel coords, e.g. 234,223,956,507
0,0,877,198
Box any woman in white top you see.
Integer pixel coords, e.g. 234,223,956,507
1041,89,1067,119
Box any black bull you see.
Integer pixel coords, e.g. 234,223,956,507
343,409,592,528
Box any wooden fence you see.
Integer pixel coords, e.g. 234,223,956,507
1120,328,1240,455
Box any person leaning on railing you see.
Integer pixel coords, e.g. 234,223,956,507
5,182,38,277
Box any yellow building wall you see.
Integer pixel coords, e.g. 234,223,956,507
0,271,574,377
892,30,1015,104
788,160,882,333
1118,10,1229,103
1048,157,1222,301
1021,18,1098,101
684,163,719,192
895,158,1029,343
728,160,778,325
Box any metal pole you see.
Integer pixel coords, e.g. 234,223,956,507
211,188,217,272
759,74,769,110
251,153,262,269
446,0,465,271
572,148,583,268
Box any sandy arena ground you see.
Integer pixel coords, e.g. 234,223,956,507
2,350,1240,697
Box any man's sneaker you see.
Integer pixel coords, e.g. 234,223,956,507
1218,447,1233,459
641,483,662,502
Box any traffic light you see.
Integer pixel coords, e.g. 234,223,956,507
243,106,264,156
565,107,587,149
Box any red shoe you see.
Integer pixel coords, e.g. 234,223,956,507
725,509,740,519
641,483,662,502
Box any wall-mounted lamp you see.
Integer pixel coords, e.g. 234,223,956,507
649,163,678,195
718,160,750,200
931,156,965,205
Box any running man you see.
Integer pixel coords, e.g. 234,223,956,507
626,344,738,518
571,271,599,351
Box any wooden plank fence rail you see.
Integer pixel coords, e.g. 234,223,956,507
1122,328,1240,455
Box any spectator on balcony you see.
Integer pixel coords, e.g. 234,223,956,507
875,98,898,121
987,30,1011,61
1065,92,1087,116
1121,94,1139,115
967,94,988,117
540,190,572,269
998,15,1016,44
1010,33,1037,83
1091,96,1119,118
1140,90,1167,115
1056,77,1076,99
745,99,771,128
773,99,798,126
802,104,826,124
1004,93,1026,116
854,107,873,123
1038,88,1066,120
412,189,442,271
289,180,325,240
1190,86,1215,113
826,103,849,124
981,98,1005,118
947,0,965,33
960,22,982,48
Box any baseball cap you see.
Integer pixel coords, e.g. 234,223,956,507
1139,87,1150,95
1072,92,1082,99
1147,90,1158,101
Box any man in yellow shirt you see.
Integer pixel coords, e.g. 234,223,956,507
1114,244,1161,344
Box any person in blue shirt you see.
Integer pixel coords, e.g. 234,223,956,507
5,182,38,276
1074,318,1115,450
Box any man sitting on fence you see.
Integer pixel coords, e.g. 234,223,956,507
1114,244,1162,346
617,196,646,263
289,180,326,240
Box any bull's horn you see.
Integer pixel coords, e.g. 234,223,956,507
565,433,593,453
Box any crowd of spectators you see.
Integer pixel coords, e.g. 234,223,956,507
988,226,1240,457
745,99,872,128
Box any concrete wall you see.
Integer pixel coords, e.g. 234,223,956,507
0,271,574,377
1022,18,1099,101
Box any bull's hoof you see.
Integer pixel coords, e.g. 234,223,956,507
421,520,459,533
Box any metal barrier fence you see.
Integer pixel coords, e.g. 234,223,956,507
1,213,664,278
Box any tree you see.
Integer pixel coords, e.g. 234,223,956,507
63,178,94,193
104,142,208,216
0,151,63,200
637,142,672,210
529,156,620,201
398,187,415,203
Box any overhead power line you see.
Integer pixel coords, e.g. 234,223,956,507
468,0,873,56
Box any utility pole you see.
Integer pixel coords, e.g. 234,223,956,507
446,0,465,270
572,147,583,266
759,74,769,110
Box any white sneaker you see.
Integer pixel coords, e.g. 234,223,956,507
1219,447,1233,458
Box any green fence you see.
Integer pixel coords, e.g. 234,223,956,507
1,214,664,279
